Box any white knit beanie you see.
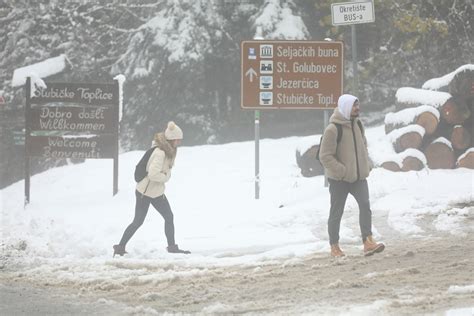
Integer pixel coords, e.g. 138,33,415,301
337,94,358,120
165,121,183,140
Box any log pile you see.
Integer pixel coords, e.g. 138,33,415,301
295,66,473,177
380,148,426,172
382,66,474,171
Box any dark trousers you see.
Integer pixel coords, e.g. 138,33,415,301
328,179,372,245
119,191,175,247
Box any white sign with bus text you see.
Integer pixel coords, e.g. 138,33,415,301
331,1,375,26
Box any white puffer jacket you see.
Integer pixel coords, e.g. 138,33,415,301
136,133,175,198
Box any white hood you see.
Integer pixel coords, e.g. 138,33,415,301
337,94,358,120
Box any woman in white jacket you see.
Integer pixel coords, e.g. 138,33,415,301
113,121,190,256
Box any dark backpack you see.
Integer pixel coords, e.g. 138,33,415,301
316,121,363,161
134,146,157,182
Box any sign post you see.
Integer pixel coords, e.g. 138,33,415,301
331,0,375,96
24,80,120,205
241,40,344,195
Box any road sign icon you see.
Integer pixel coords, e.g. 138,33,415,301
260,61,273,74
260,92,273,105
260,45,273,58
248,47,257,59
260,76,273,90
245,67,257,82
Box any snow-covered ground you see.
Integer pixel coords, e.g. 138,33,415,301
1,124,473,315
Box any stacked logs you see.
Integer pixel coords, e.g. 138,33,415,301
382,67,474,171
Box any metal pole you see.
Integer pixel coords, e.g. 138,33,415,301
323,110,329,187
255,109,260,199
24,77,31,206
253,31,263,200
351,23,358,95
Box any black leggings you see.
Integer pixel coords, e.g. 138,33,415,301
119,191,175,247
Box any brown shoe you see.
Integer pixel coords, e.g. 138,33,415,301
330,244,345,257
363,236,385,256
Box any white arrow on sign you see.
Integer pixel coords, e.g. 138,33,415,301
245,67,257,82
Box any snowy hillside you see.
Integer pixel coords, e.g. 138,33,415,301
2,123,472,261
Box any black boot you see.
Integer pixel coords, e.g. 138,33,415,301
113,244,128,257
167,244,191,254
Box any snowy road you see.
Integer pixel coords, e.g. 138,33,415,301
1,232,473,315
0,282,128,316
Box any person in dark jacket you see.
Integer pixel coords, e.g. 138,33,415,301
319,94,385,257
113,121,190,257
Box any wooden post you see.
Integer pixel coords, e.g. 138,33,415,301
113,80,120,196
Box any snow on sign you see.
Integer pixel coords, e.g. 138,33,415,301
12,54,70,87
331,1,375,26
241,41,343,109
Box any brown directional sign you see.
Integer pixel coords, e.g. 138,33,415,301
241,40,343,109
29,105,116,133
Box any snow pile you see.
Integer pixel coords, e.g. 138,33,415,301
384,105,440,125
431,137,453,150
365,126,397,166
29,74,47,98
113,74,126,122
398,148,426,164
395,87,451,108
434,208,470,236
422,64,474,90
12,54,70,87
384,149,427,168
387,124,425,143
374,124,427,168
396,64,474,107
457,148,474,164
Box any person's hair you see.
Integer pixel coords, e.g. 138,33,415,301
153,132,177,161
